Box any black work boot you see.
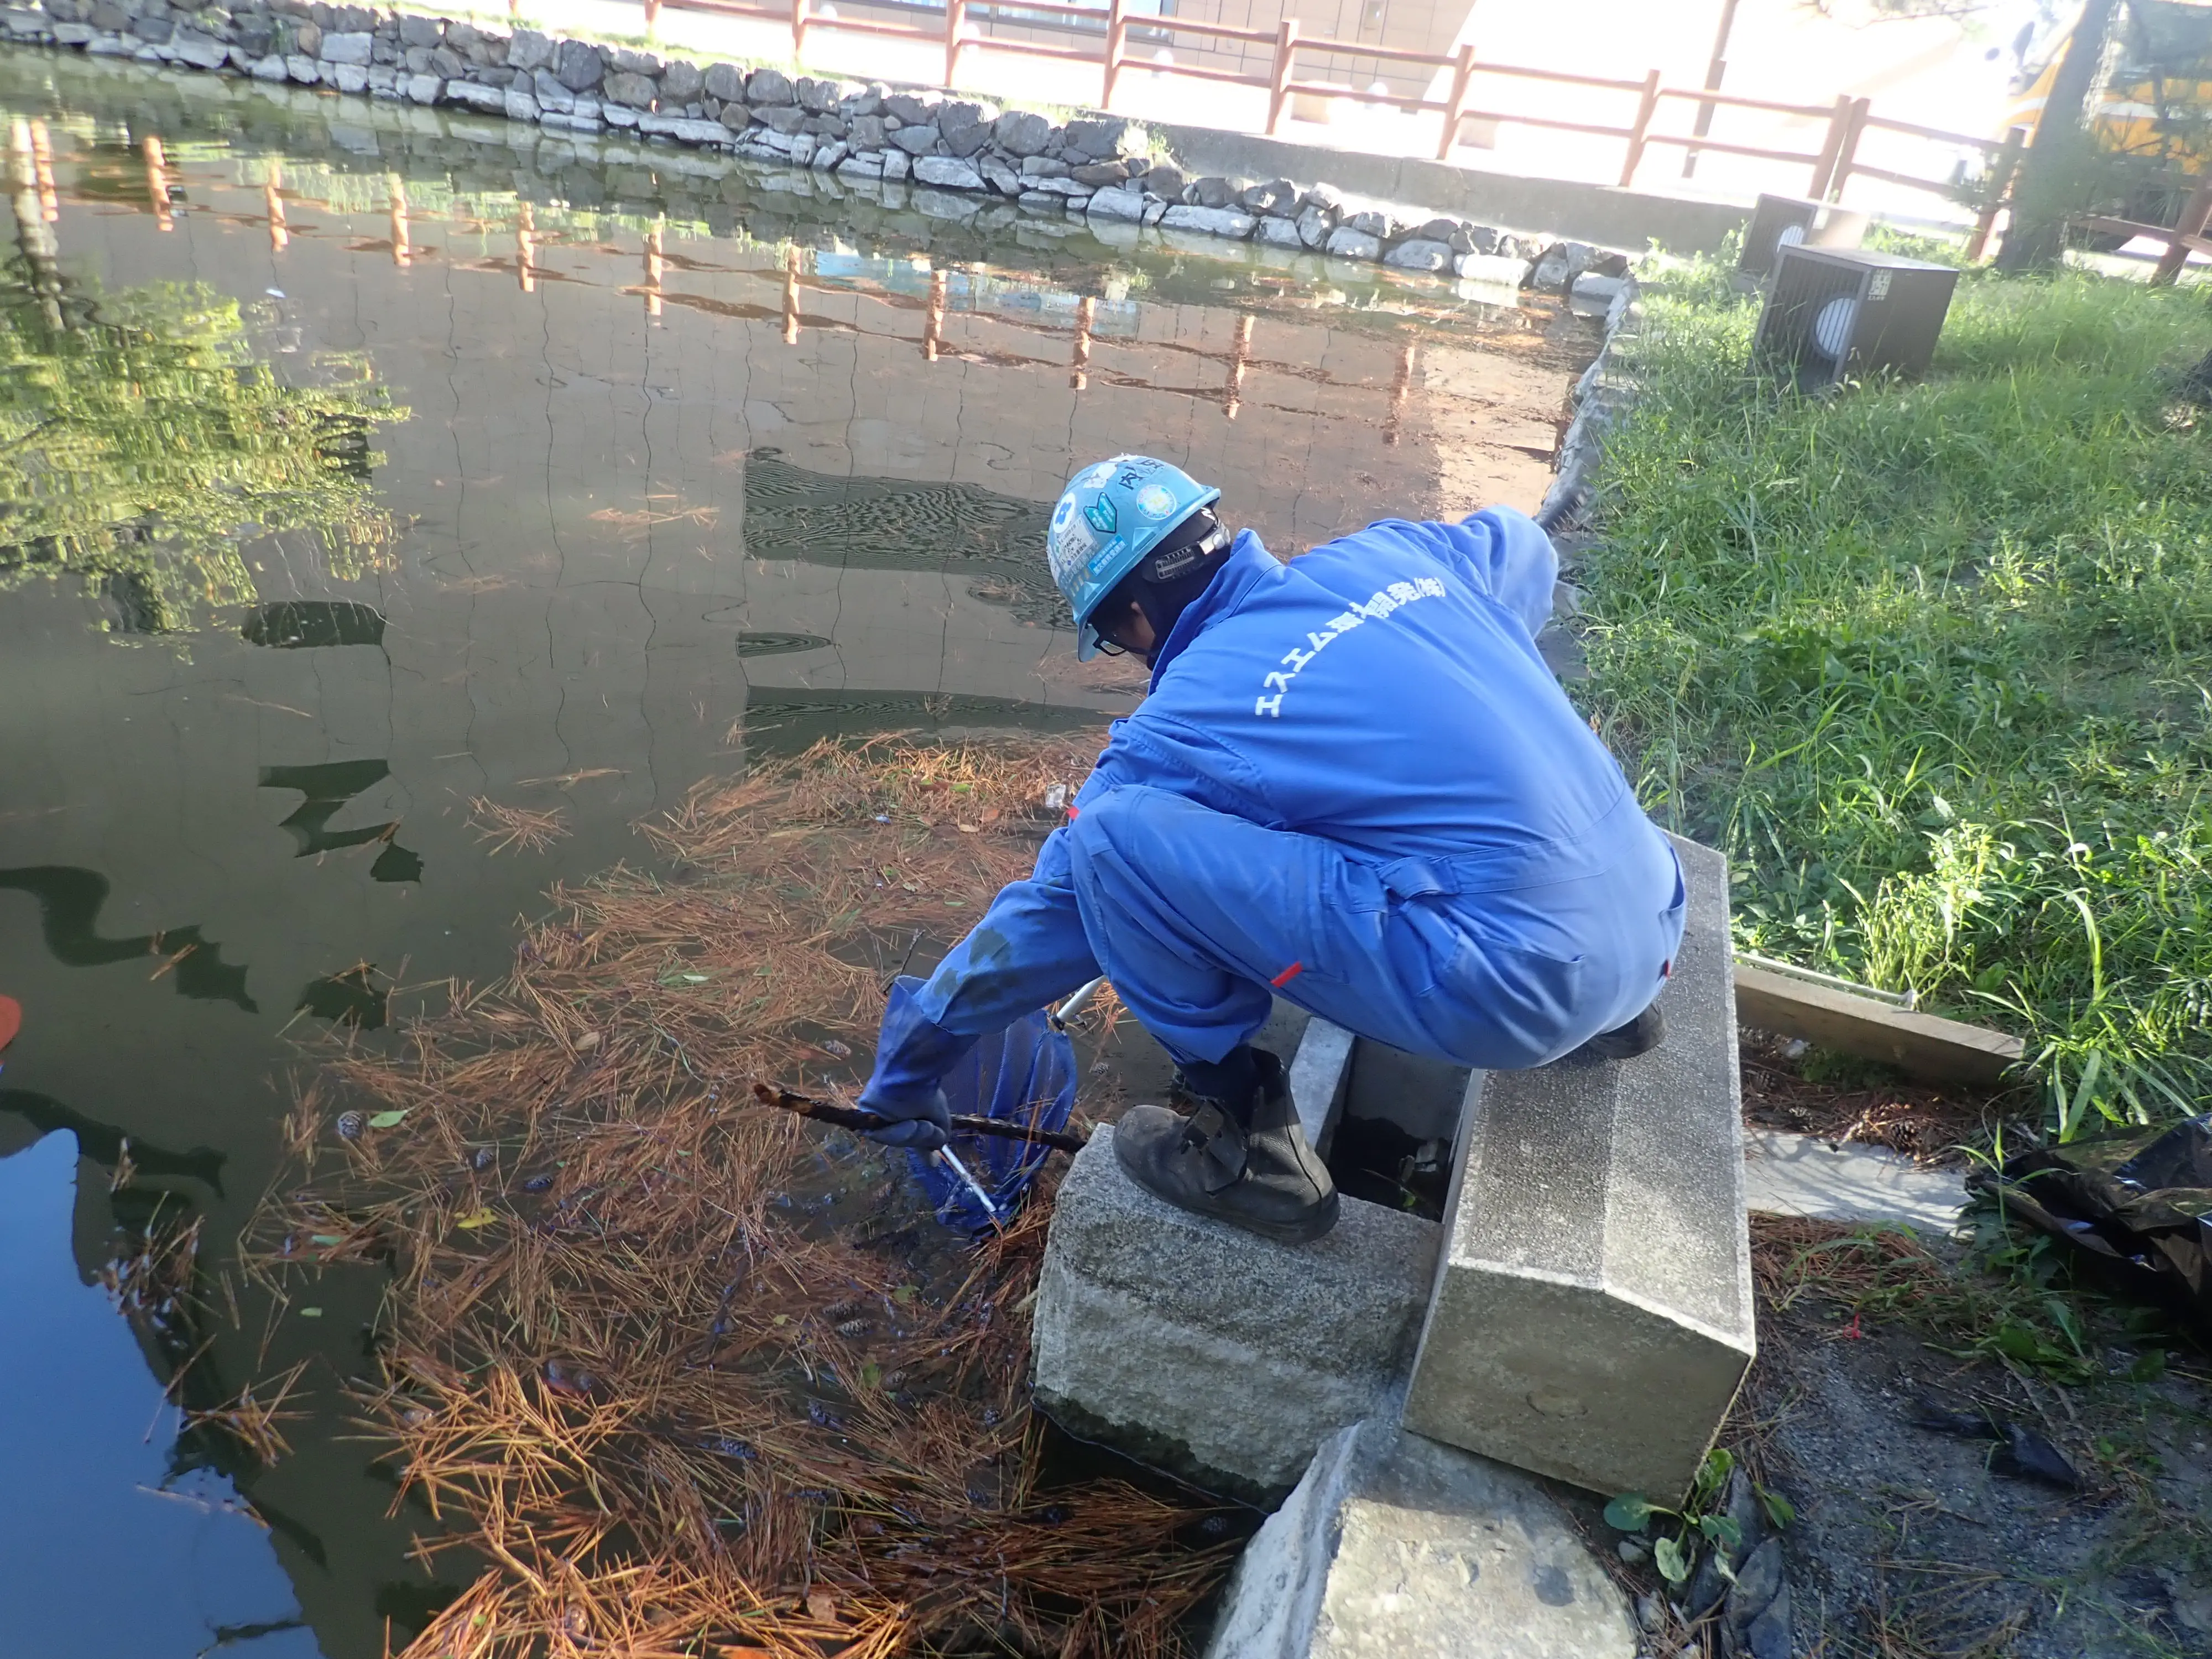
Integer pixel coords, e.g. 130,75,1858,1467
1563,998,1666,1063
1113,1048,1339,1244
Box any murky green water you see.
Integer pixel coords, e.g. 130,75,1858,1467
0,46,1589,1657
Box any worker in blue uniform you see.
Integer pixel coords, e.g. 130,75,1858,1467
859,456,1686,1243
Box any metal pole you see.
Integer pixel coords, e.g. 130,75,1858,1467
1050,975,1109,1031
1682,0,1740,179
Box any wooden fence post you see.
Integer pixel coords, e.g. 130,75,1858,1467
1825,96,1870,201
1266,19,1298,136
1434,41,1474,162
644,0,660,29
1103,0,1125,109
1807,94,1850,199
791,0,808,62
1964,124,2027,263
1618,69,1660,189
944,0,967,90
2151,173,2212,286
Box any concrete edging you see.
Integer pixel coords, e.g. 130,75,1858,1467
1734,963,2025,1088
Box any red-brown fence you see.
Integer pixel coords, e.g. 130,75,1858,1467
630,0,2008,212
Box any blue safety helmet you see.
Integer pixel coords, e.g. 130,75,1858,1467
1046,455,1220,661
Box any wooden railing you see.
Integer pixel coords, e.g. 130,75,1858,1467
633,0,2010,211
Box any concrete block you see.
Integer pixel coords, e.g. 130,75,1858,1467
1743,1130,1966,1231
1032,1125,1438,1503
1287,1018,1353,1153
1404,835,1755,1503
1205,1416,1637,1659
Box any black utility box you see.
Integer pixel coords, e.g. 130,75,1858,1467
1738,193,1869,277
1754,244,1959,392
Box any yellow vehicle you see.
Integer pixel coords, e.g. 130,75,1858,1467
2006,0,2212,234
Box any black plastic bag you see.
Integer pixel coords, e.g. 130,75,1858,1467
1982,1115,2212,1323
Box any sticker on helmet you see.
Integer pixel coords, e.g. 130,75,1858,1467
1076,461,1116,488
1084,497,1118,535
1048,507,1098,586
1134,483,1179,520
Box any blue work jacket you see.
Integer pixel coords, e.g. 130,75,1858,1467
904,507,1673,1060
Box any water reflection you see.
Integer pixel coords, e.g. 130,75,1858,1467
0,236,403,638
0,1088,228,1194
0,46,1590,1659
0,1132,317,1658
257,761,418,883
0,865,258,1009
241,600,388,648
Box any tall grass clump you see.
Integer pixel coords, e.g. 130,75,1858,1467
1582,267,2212,1135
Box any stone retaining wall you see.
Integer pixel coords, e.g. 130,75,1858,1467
1,0,1632,292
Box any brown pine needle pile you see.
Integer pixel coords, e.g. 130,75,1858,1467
252,737,1239,1658
468,796,573,855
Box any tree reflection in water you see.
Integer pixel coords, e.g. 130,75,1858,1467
0,244,406,637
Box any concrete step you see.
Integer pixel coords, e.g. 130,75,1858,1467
1203,1412,1638,1659
1404,836,1755,1504
1030,1124,1438,1504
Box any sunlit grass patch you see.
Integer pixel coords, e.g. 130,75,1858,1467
1584,266,2212,1133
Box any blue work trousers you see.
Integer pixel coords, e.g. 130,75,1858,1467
1061,785,1685,1071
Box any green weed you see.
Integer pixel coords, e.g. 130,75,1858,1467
1585,265,2212,1131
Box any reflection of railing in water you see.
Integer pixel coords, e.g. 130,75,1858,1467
923,266,947,361
1383,341,1415,448
264,156,286,253
141,133,170,232
8,119,62,327
70,128,1458,429
388,172,410,267
781,239,800,345
58,138,1455,443
28,116,56,221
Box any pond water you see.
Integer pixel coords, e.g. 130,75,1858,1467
0,46,1592,1658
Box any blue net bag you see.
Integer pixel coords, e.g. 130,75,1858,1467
880,975,1078,1234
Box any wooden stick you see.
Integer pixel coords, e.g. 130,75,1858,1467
750,1082,1088,1153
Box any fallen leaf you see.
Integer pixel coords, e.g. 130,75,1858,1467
0,994,19,1052
310,1234,343,1246
979,807,1001,824
299,1307,324,1318
956,823,981,834
367,1109,408,1129
455,1208,499,1230
574,1031,601,1052
806,1593,839,1624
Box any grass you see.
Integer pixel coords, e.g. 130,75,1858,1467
1582,263,2212,1134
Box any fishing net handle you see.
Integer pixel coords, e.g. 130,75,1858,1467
750,1082,1087,1154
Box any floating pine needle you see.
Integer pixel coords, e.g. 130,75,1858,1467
467,796,571,855
252,737,1235,1659
187,1360,312,1464
587,502,719,540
